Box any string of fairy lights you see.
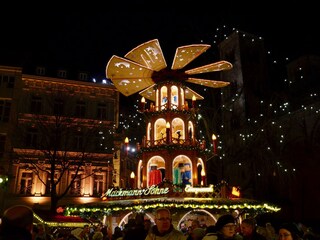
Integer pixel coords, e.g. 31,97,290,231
63,198,281,219
211,26,319,176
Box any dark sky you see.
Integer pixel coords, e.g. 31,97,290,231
1,4,319,77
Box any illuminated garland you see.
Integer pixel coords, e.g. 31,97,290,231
64,198,281,219
33,212,89,228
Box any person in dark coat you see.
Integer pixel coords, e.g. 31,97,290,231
278,223,303,240
240,218,266,240
0,205,34,240
145,208,186,240
215,214,242,240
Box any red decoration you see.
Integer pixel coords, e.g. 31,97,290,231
149,167,162,186
56,206,64,213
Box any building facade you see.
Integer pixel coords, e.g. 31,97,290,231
0,65,120,213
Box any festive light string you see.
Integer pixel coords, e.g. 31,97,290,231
33,212,89,228
209,26,320,177
64,199,280,217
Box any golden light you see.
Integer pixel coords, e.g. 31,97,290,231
106,39,232,100
212,134,217,154
130,171,135,188
231,187,240,197
140,97,146,111
192,95,196,108
166,122,171,144
212,134,217,141
201,169,206,186
124,137,129,155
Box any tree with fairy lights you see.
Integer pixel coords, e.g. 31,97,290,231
196,27,320,220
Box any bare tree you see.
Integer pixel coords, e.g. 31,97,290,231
11,91,114,213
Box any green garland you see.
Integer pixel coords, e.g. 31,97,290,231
64,197,280,220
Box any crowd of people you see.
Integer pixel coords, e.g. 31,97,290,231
0,205,319,240
177,213,319,240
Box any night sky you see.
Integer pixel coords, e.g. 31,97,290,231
0,4,319,77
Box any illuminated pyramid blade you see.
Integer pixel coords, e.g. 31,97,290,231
186,78,230,88
171,44,211,70
125,39,167,71
106,55,155,96
139,84,157,101
185,60,232,75
184,87,204,100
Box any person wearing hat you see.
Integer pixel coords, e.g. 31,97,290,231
278,223,303,240
215,214,242,240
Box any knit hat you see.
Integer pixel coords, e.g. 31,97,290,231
279,223,303,238
215,214,235,231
